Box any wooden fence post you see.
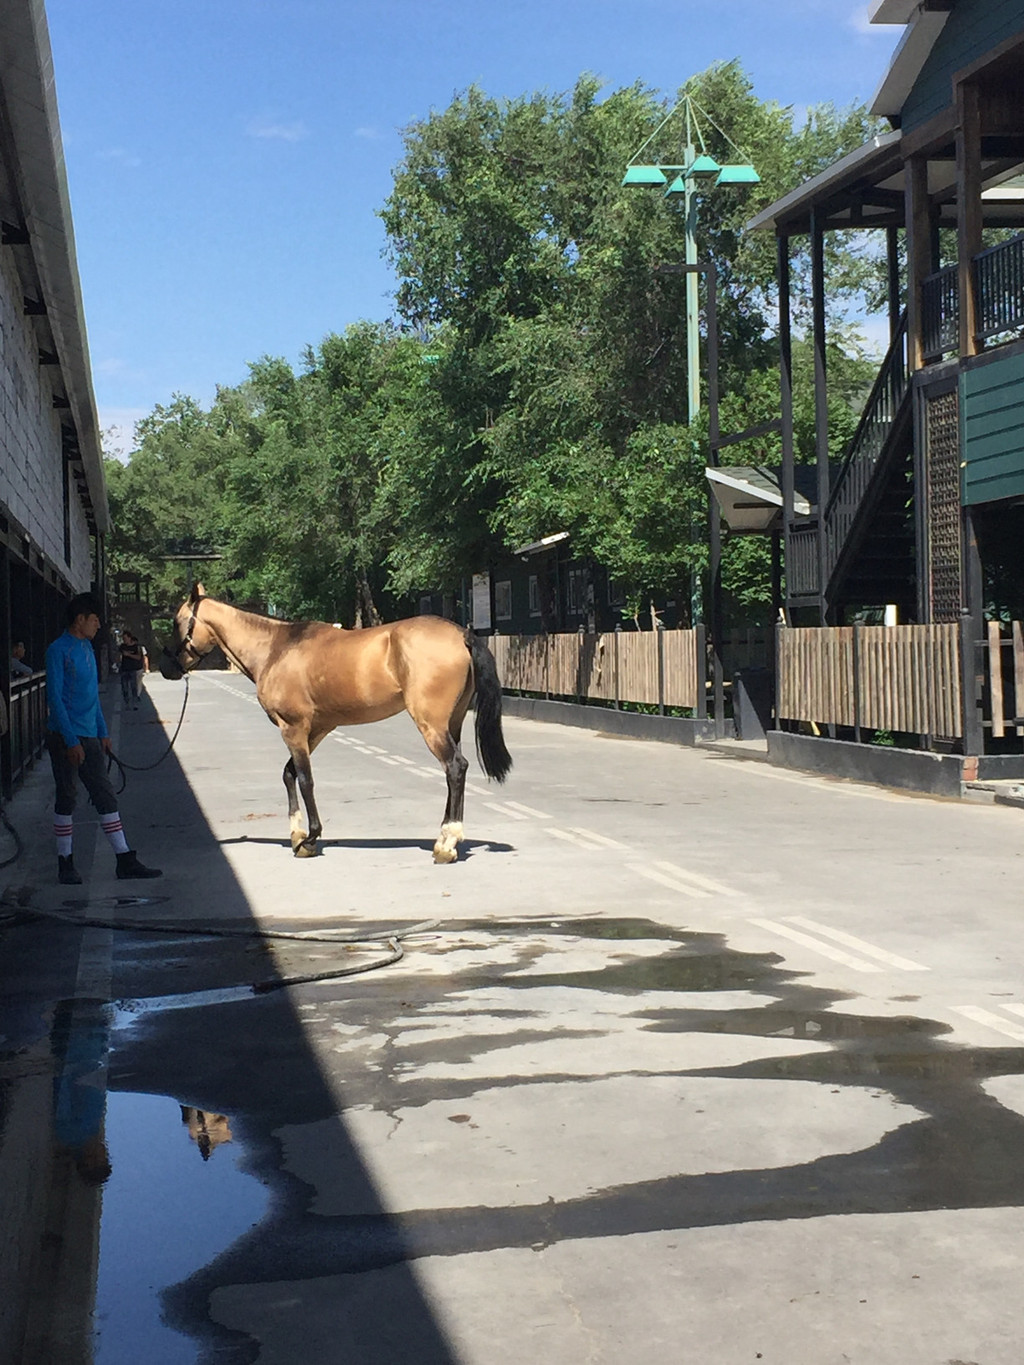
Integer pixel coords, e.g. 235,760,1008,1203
960,612,984,755
657,622,665,716
773,621,784,731
695,624,707,719
577,624,585,704
614,624,621,710
852,622,862,744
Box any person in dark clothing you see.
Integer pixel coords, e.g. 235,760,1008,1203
118,629,146,708
45,592,161,885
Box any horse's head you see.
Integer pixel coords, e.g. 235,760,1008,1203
160,582,217,678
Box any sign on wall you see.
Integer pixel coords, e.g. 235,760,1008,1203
472,572,491,630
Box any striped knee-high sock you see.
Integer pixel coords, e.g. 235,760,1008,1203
100,812,130,855
54,814,73,858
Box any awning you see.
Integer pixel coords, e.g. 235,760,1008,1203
705,466,816,534
512,531,570,557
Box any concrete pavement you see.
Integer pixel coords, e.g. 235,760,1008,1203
3,669,1024,1363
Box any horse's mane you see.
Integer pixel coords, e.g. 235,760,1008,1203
199,596,326,630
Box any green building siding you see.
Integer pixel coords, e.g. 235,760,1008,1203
961,351,1024,505
902,0,1024,133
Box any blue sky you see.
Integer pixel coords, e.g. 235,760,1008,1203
45,1,902,454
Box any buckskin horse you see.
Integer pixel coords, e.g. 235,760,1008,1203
161,586,511,863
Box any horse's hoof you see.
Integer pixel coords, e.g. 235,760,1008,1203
432,846,458,865
294,841,319,859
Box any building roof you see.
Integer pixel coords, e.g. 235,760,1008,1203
869,4,952,120
0,1,108,534
746,132,903,235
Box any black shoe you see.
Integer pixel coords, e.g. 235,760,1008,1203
116,851,162,880
58,855,83,886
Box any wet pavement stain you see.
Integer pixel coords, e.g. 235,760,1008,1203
6,913,1024,1363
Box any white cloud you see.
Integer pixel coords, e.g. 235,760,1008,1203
355,126,384,141
246,117,309,142
98,407,150,461
97,147,142,168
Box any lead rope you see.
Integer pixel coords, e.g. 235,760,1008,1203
106,674,191,794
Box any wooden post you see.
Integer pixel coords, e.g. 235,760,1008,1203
957,81,983,360
852,622,863,744
811,208,829,623
778,235,796,615
960,612,984,756
904,156,931,373
614,623,621,710
695,623,708,719
657,622,665,716
887,224,901,344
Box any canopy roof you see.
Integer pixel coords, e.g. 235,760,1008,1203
705,466,816,534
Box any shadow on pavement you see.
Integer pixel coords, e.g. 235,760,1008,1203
0,681,463,1365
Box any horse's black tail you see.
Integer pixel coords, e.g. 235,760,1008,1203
466,630,512,783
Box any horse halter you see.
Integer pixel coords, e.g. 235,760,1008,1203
165,597,205,671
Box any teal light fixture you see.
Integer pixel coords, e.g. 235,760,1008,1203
621,164,668,188
686,154,721,179
715,163,760,186
664,175,686,197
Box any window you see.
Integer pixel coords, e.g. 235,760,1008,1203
607,579,627,608
419,595,433,616
567,568,587,616
528,575,541,617
494,579,512,621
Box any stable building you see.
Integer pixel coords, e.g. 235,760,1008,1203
0,0,107,798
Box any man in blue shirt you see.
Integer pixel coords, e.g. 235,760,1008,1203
46,592,161,885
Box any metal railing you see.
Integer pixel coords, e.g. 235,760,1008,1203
922,265,959,362
5,671,47,795
788,523,819,598
975,233,1024,344
822,312,910,588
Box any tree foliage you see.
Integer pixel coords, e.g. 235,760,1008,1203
108,62,884,626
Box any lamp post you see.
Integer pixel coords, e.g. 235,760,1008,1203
621,92,759,736
622,92,759,424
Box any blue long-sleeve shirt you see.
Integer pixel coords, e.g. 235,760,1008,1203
46,632,108,747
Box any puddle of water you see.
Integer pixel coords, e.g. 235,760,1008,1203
92,1092,267,1363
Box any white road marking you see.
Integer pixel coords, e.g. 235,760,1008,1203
782,916,929,972
412,768,438,779
655,861,738,897
390,755,417,765
465,783,491,797
505,801,550,819
627,863,712,899
376,756,402,766
484,802,530,821
568,826,627,849
362,744,387,754
951,1006,1024,1044
748,918,883,973
1000,1003,1024,1021
549,827,607,850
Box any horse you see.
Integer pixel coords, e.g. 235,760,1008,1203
160,585,511,863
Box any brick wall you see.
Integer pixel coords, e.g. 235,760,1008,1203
0,247,93,589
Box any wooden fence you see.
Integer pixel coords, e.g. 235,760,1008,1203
776,624,962,739
492,628,703,712
986,621,1024,740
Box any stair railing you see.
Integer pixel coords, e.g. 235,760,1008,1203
823,311,910,587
